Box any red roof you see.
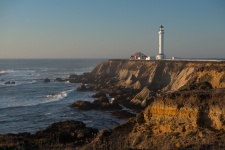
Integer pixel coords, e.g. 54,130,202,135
131,52,147,57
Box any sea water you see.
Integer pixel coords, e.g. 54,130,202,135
0,59,122,134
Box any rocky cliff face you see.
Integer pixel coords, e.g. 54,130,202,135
90,60,225,92
143,90,225,133
81,60,225,149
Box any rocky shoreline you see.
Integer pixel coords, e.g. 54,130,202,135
1,59,225,149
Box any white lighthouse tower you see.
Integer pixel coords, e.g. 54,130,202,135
156,25,166,60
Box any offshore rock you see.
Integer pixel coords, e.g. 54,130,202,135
43,78,50,83
4,81,15,85
70,100,92,110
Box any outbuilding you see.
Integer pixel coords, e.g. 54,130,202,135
130,52,147,60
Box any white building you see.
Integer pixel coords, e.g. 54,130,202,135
146,56,156,60
172,57,180,60
156,25,166,60
130,52,147,60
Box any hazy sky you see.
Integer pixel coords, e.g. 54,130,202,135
0,0,225,59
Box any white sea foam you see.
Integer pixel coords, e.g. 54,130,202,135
0,70,16,74
47,91,67,99
44,113,52,116
1,89,74,109
65,81,70,84
42,89,74,104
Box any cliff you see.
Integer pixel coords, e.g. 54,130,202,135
89,60,225,92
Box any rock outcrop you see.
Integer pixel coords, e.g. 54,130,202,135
0,120,98,149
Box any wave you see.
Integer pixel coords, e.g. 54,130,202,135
0,70,16,75
47,91,67,100
41,89,74,104
0,89,74,109
16,80,37,86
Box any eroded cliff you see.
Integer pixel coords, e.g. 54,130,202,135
90,60,225,92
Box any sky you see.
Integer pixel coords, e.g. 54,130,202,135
0,0,225,59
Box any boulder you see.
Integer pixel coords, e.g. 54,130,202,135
44,78,50,83
98,96,109,103
70,100,92,110
35,120,98,144
136,111,145,124
76,84,87,91
4,81,10,85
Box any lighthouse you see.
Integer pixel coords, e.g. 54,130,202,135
156,25,166,60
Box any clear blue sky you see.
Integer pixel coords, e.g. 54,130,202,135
0,0,225,58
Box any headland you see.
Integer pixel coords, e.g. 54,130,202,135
1,59,225,149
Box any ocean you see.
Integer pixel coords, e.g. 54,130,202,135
0,59,123,134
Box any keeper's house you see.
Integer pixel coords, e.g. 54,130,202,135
130,52,147,60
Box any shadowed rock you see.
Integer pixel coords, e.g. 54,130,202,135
92,91,107,98
70,100,92,110
44,78,50,83
76,84,87,91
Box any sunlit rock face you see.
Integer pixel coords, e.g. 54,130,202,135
90,60,225,91
143,90,225,133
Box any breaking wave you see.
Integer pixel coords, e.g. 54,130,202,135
0,70,16,75
0,89,74,109
41,89,74,104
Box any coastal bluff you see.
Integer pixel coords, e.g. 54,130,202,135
86,59,225,91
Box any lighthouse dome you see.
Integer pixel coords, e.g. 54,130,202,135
160,25,164,31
